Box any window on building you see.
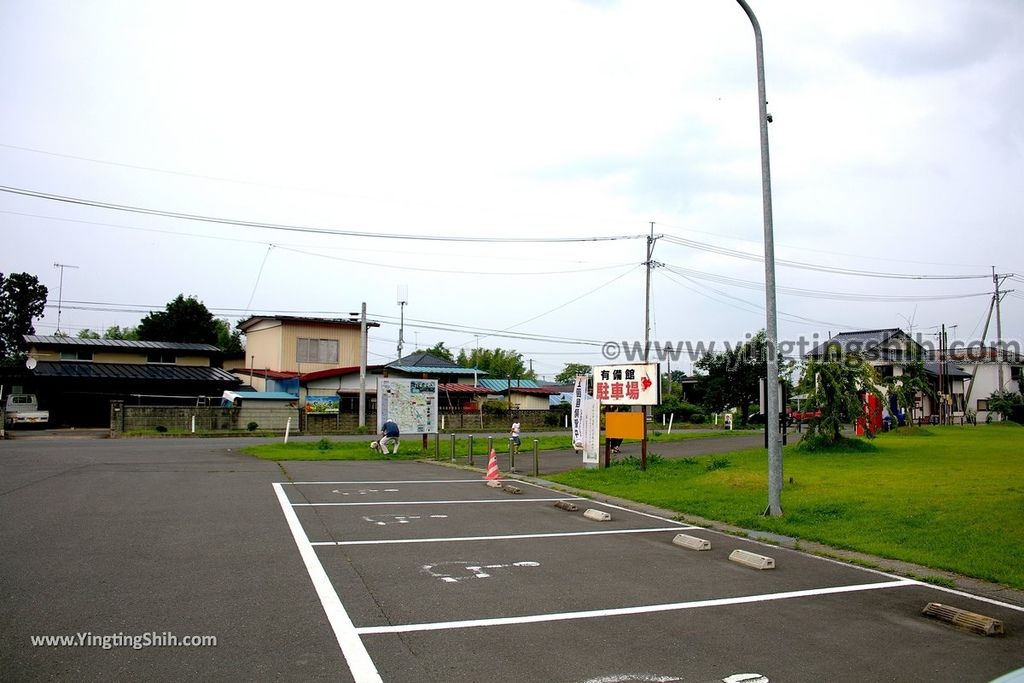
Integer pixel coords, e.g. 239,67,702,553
1012,366,1022,381
297,338,338,364
60,350,94,361
977,399,989,412
146,352,176,364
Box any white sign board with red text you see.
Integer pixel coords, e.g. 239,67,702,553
592,363,661,406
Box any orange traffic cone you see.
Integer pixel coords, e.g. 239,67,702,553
484,448,501,485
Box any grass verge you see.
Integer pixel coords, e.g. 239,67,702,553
243,428,751,461
547,423,1024,589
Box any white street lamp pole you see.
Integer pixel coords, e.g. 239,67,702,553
735,0,783,516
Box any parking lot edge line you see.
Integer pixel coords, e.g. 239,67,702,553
272,483,383,683
291,497,583,507
354,579,916,635
309,527,699,546
285,480,497,485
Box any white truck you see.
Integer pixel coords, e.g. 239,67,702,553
4,394,49,427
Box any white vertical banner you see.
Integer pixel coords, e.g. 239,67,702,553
572,375,600,467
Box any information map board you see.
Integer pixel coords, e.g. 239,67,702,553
376,378,439,435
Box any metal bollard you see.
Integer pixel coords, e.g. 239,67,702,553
533,439,539,476
509,438,515,472
450,432,456,462
468,435,474,466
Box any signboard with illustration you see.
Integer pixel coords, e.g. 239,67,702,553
591,363,661,406
304,395,339,414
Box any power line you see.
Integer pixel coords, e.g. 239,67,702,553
2,210,632,270
662,263,991,302
661,233,993,280
0,185,645,244
451,264,640,348
657,221,990,269
274,243,636,276
44,299,610,348
658,270,860,331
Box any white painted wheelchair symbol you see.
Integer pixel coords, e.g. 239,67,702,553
332,488,400,495
423,560,540,583
362,514,448,526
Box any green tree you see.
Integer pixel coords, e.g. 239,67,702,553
456,347,535,380
105,325,139,341
555,363,591,384
424,341,454,363
694,331,772,426
214,319,244,354
799,347,881,445
77,329,102,339
0,272,48,364
987,390,1024,422
137,295,218,345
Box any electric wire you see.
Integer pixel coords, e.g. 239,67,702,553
661,263,992,302
0,185,645,243
661,233,993,280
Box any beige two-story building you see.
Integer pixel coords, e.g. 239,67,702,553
230,315,379,391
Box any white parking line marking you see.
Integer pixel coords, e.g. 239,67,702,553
292,497,583,507
424,560,542,583
271,483,382,682
360,514,450,526
311,527,697,546
355,579,916,634
286,480,495,485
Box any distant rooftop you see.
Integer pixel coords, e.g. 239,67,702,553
24,335,221,353
237,315,379,331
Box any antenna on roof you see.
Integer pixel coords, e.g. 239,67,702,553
898,305,918,338
397,285,408,359
53,262,80,336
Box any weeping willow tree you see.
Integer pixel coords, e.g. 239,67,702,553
799,345,881,446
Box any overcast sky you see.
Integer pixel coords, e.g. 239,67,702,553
2,0,1022,379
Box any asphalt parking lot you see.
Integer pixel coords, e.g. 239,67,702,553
2,437,1023,682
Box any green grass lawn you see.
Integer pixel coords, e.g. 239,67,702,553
244,428,751,461
548,423,1024,589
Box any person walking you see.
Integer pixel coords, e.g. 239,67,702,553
510,419,521,456
379,419,401,454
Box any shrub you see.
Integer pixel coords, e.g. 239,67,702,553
481,399,509,415
690,412,707,424
316,438,333,451
246,421,259,432
155,425,167,433
705,457,731,471
611,454,665,468
796,433,877,453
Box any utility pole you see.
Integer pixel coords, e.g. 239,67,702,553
736,0,783,516
359,302,367,429
939,324,946,425
397,285,408,359
642,221,661,472
53,262,79,335
964,296,995,411
993,267,1005,390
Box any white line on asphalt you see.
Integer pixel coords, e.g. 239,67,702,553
355,580,917,634
310,527,699,546
272,483,382,683
589,499,693,527
285,480,494,485
292,497,583,507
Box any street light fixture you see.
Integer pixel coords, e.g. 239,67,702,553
734,0,783,516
